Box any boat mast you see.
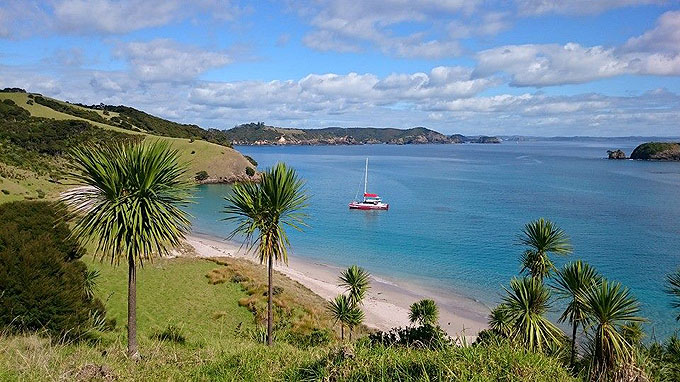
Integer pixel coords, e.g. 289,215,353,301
364,158,368,195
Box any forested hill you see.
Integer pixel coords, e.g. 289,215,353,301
225,122,501,145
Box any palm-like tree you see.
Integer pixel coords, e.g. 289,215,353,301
665,268,680,321
328,294,364,340
409,299,439,326
580,279,644,378
488,303,514,338
502,276,563,352
223,163,308,346
339,265,371,306
63,141,191,359
519,218,572,280
552,260,600,368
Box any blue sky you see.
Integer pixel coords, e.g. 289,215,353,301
1,0,679,136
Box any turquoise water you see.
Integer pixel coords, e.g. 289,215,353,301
187,141,680,339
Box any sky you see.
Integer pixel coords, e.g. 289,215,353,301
1,1,679,136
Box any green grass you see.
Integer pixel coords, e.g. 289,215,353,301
85,256,255,347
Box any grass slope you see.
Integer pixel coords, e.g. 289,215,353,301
0,253,577,381
0,92,254,204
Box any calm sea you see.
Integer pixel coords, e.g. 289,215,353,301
187,140,680,339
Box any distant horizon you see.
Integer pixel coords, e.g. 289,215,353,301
1,1,679,136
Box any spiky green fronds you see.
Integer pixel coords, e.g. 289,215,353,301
339,265,371,306
62,140,192,265
223,162,308,265
502,276,564,352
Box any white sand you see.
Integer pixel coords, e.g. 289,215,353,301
184,233,489,341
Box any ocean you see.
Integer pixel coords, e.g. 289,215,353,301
187,140,680,339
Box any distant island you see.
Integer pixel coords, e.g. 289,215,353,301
224,122,501,145
607,142,680,161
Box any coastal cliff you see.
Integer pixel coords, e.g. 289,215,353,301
630,142,680,161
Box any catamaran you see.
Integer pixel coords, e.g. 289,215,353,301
349,158,389,210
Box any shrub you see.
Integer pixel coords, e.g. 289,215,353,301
36,189,45,199
151,325,187,344
195,171,209,181
244,155,258,166
1,189,8,195
286,328,333,349
102,110,109,116
0,201,106,339
246,167,255,176
368,325,451,349
26,100,34,105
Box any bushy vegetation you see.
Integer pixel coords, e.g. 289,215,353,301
195,170,209,181
0,201,106,339
93,105,233,147
33,96,109,124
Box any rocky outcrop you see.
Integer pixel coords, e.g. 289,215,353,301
630,142,680,161
196,172,261,184
607,149,627,159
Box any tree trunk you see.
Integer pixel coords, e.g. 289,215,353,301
349,327,352,341
570,322,577,368
267,253,273,346
341,324,344,341
127,255,140,360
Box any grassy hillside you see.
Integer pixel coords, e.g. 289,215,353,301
0,91,256,204
0,253,578,381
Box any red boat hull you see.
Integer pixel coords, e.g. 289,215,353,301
349,202,389,210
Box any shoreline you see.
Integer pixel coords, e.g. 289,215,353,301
184,232,489,341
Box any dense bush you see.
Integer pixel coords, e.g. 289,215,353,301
368,325,451,349
33,96,109,124
245,166,255,176
94,105,233,147
244,155,258,166
195,170,209,181
0,201,106,339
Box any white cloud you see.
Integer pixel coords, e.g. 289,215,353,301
296,0,484,58
624,10,680,54
0,0,242,37
474,11,680,86
114,39,232,82
475,43,630,86
515,0,663,15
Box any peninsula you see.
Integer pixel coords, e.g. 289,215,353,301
224,122,501,145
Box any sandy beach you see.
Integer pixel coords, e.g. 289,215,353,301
184,232,489,341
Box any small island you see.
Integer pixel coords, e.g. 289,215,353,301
607,149,627,159
630,142,680,161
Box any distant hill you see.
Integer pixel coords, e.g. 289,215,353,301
225,122,500,145
0,89,256,203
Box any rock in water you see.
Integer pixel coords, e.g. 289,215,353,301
630,142,680,161
607,149,627,159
